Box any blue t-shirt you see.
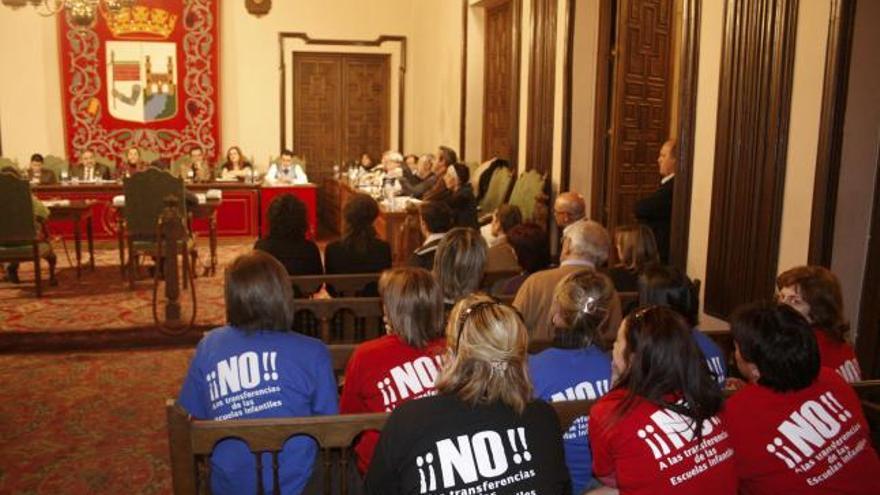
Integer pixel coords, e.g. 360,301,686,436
179,326,339,494
692,327,727,385
528,346,612,494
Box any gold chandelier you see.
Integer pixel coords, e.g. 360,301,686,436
1,0,137,26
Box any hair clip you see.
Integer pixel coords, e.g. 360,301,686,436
489,360,508,374
583,296,597,314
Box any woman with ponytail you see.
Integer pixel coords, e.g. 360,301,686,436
365,294,571,494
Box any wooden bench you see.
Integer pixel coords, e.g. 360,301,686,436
166,398,594,495
294,298,384,343
167,381,880,494
291,273,381,297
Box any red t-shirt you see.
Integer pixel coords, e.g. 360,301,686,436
339,334,446,473
814,328,862,383
723,368,880,494
589,389,736,494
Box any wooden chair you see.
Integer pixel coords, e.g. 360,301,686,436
121,168,197,289
508,169,549,227
0,172,57,297
166,398,593,495
477,162,515,216
290,273,382,298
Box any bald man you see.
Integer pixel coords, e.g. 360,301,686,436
635,139,676,263
553,192,586,233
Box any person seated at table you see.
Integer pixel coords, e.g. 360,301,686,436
399,154,432,197
219,146,253,180
179,146,213,183
364,294,572,493
27,154,57,185
117,147,148,179
776,265,862,383
588,306,736,494
265,149,308,185
69,150,111,182
358,152,376,172
254,194,322,276
0,166,57,286
724,302,880,494
324,193,391,285
408,201,453,270
442,163,478,228
608,223,660,293
359,151,404,191
529,270,615,494
178,250,338,495
420,145,457,201
340,267,446,474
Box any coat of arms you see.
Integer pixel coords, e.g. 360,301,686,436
106,41,178,123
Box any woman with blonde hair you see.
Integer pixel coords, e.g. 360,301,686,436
340,267,446,474
530,271,616,493
608,224,660,293
365,294,571,493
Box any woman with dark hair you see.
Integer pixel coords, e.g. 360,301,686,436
340,267,446,474
588,306,736,494
442,163,479,228
325,193,392,276
178,251,338,494
491,222,552,296
608,224,660,292
724,302,879,494
776,265,861,382
365,294,571,493
530,271,615,493
219,145,253,180
254,194,322,276
432,227,488,311
638,264,727,385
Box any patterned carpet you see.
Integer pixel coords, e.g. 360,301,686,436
0,348,193,495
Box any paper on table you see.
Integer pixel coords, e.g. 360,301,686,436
112,195,125,207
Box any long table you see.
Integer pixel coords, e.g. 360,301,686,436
34,183,318,240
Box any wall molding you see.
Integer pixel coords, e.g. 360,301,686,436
460,0,469,159
278,32,407,154
704,0,800,318
808,0,856,267
560,0,575,191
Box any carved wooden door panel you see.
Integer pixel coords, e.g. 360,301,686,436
342,54,390,168
483,0,520,163
293,52,390,186
605,0,674,234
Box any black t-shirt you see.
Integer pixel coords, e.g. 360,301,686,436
365,394,572,495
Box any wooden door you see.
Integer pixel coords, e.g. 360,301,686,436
293,52,390,186
482,0,521,163
603,0,675,234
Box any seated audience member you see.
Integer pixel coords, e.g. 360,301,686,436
254,194,322,276
530,271,615,493
365,294,572,493
514,220,620,340
485,204,523,273
219,145,253,180
0,166,57,285
179,146,213,183
117,147,147,179
421,145,458,201
589,306,736,494
724,302,880,494
27,154,57,185
608,224,660,293
325,193,392,278
265,149,308,185
408,201,453,270
442,163,478,228
639,264,727,385
776,265,861,382
491,222,552,296
340,267,446,474
177,251,338,495
69,150,111,181
554,191,586,234
433,227,488,312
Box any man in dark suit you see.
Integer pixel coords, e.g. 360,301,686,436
69,150,112,181
635,139,676,263
27,153,57,185
408,201,453,270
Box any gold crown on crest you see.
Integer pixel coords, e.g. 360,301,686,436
104,6,178,39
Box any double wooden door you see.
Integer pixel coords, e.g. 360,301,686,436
292,52,390,186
